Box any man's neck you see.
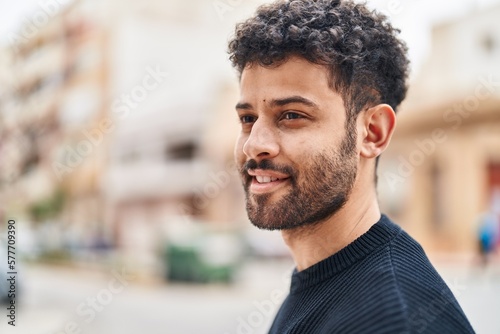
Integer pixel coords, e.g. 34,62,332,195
281,189,381,272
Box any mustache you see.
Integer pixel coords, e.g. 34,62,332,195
241,159,295,177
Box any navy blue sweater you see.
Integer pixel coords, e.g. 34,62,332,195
268,215,474,333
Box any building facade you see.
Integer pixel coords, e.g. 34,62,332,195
378,4,500,256
0,0,268,274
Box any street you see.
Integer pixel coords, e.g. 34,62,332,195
0,260,499,334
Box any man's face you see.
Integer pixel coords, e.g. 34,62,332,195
235,56,359,230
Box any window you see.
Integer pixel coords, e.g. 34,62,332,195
430,162,445,228
166,141,197,160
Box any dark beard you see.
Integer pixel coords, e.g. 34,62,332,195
240,130,358,231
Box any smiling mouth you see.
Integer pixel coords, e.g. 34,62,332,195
244,167,293,193
247,175,291,195
255,176,284,183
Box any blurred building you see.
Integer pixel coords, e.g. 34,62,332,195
379,3,500,255
0,1,110,252
0,0,269,274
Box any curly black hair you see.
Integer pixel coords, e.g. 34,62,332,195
228,0,410,119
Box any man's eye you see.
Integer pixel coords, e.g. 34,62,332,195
240,115,256,124
283,112,302,120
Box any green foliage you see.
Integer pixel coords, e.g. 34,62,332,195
29,190,65,222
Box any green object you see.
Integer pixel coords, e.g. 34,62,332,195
165,244,235,283
29,190,65,222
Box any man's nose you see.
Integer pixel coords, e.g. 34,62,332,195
242,119,280,160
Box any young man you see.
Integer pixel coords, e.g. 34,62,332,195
228,0,474,333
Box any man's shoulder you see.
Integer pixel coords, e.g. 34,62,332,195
386,221,444,286
383,220,475,333
384,220,453,305
378,215,436,273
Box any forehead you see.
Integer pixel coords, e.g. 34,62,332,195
241,56,328,86
239,56,343,110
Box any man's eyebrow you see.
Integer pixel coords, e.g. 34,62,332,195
235,102,253,110
235,96,318,111
270,96,319,108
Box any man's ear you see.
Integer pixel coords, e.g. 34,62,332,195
359,104,396,159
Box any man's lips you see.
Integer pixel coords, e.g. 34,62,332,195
246,169,291,194
247,169,290,182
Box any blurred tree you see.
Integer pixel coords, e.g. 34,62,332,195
28,189,66,223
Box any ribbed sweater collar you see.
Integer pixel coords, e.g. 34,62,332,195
289,214,400,294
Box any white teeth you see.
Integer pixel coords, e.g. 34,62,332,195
256,176,279,183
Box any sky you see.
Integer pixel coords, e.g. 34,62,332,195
1,0,500,75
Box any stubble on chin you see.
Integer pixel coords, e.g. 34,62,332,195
243,153,357,231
